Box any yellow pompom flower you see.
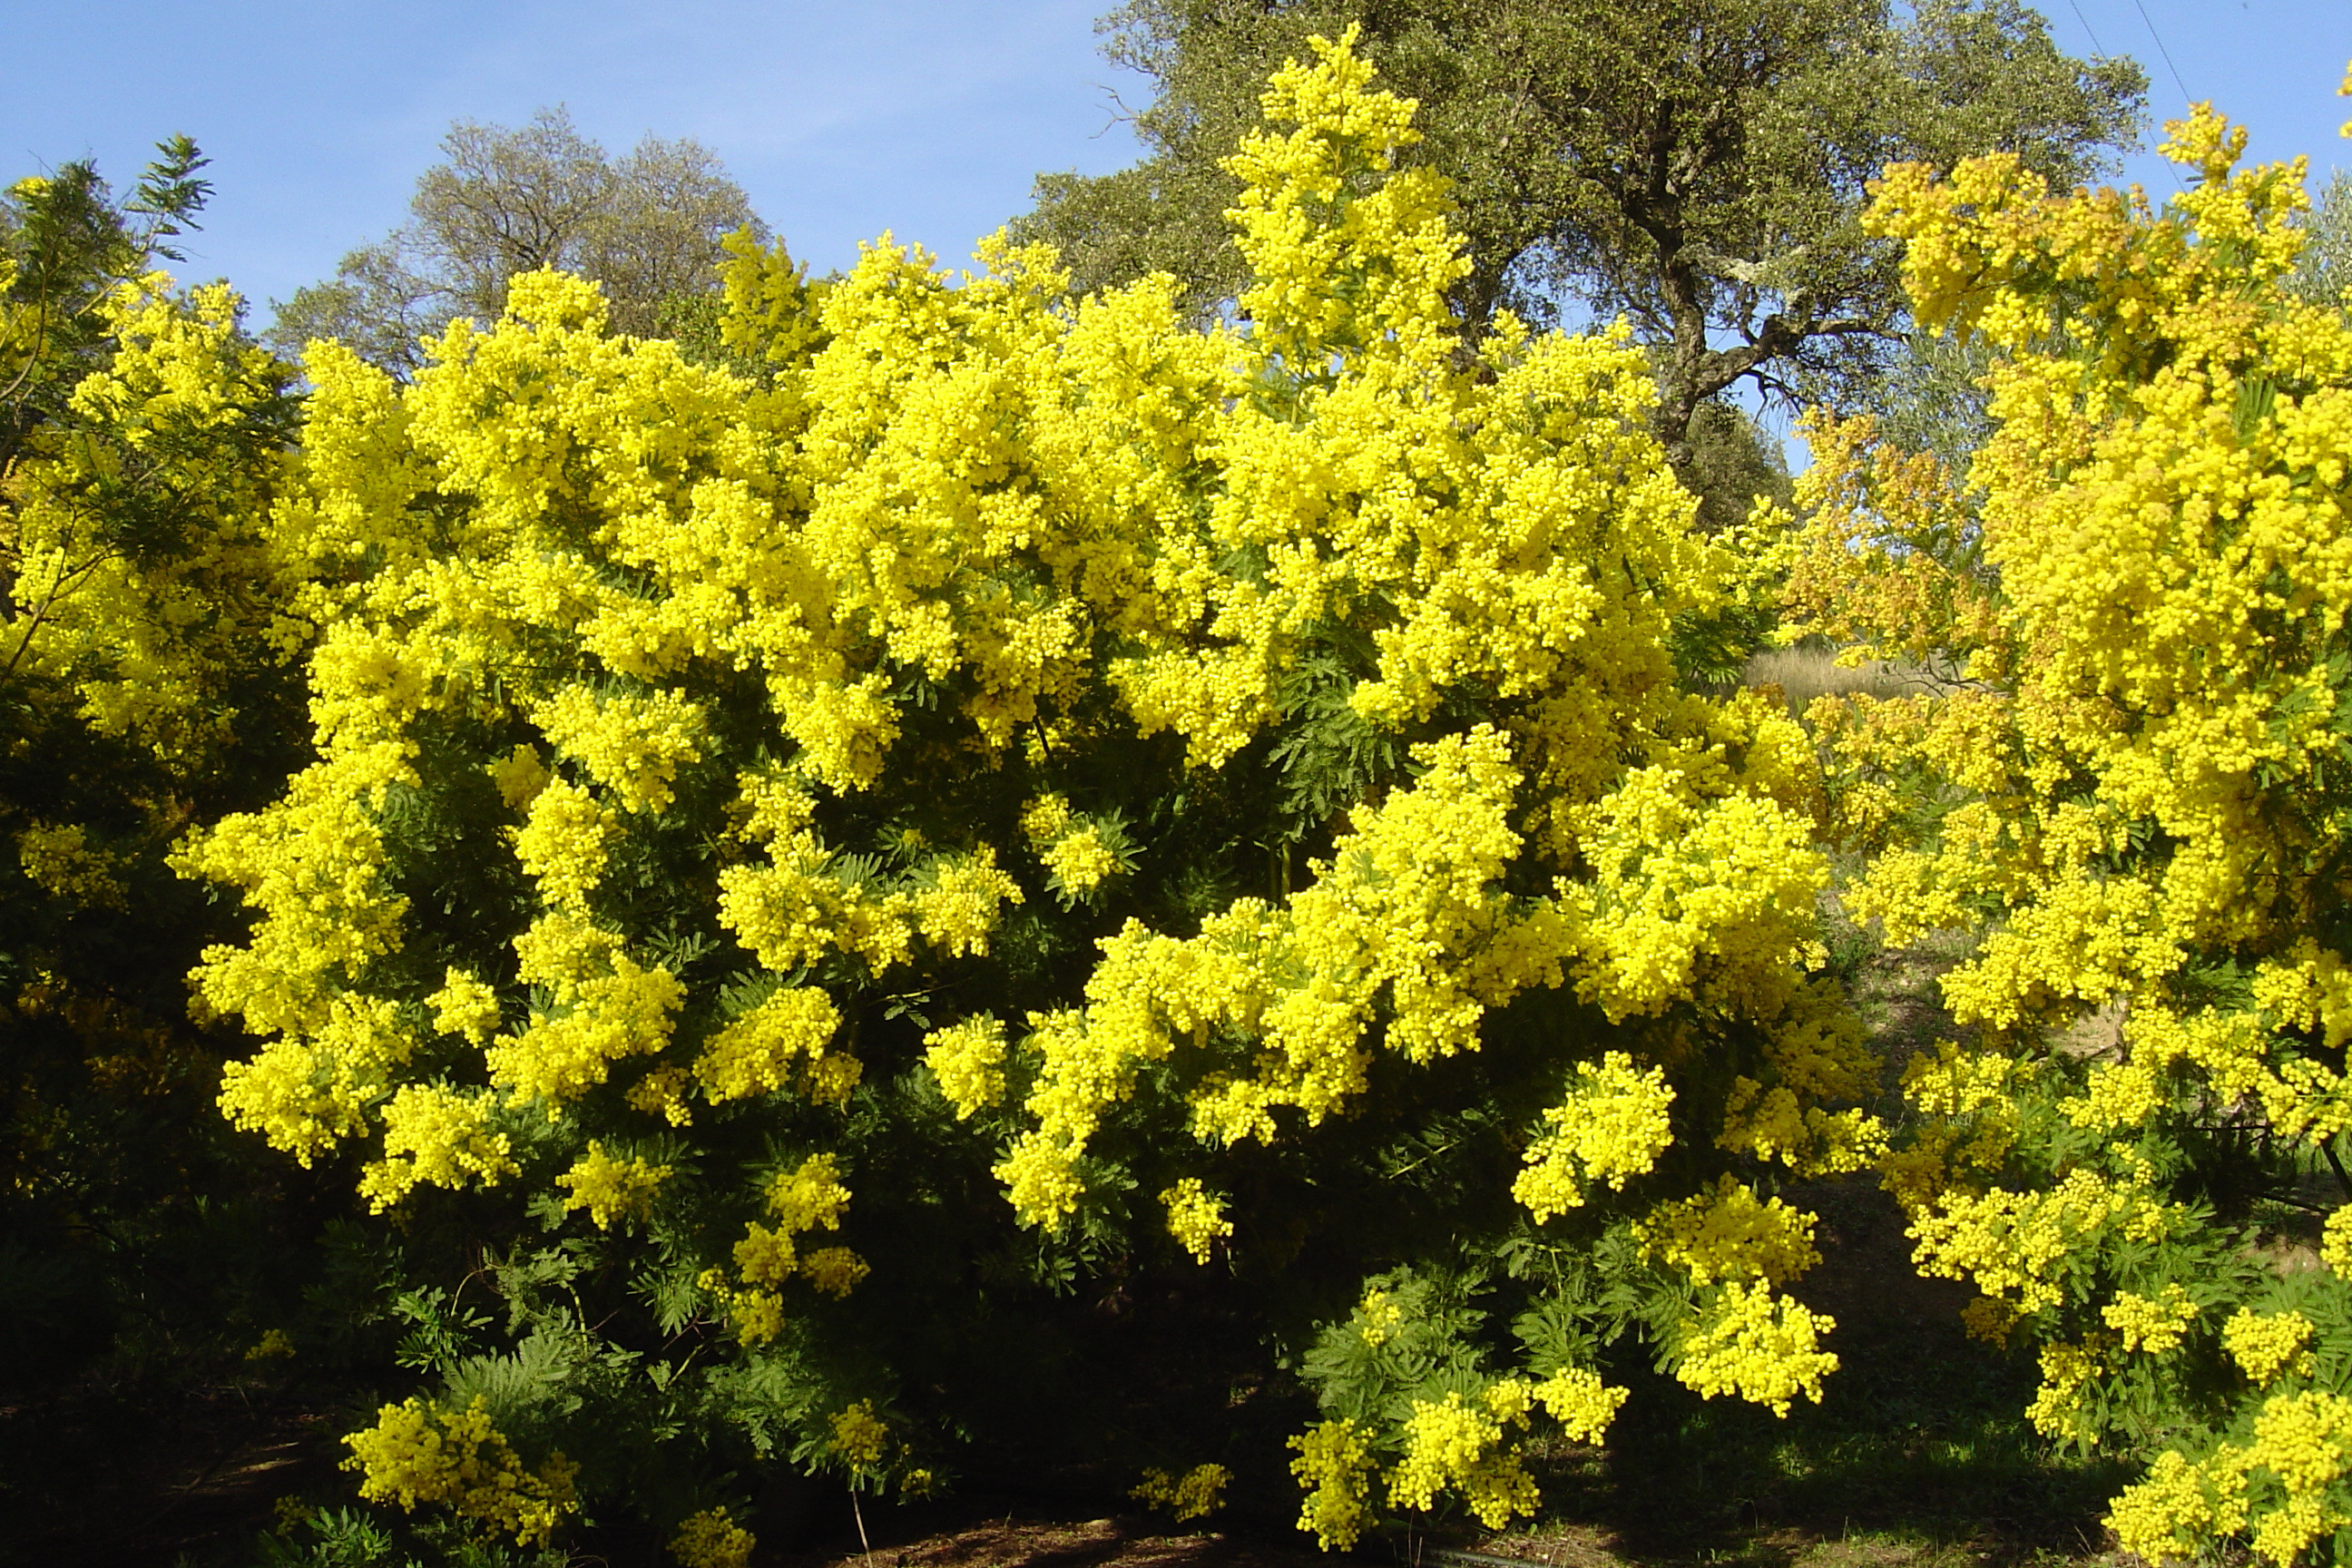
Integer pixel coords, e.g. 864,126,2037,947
1385,1389,1541,1529
1513,1053,1676,1221
427,969,503,1045
15,822,126,908
694,986,845,1105
923,1014,1008,1117
555,1141,671,1230
2222,1309,2318,1384
799,1246,870,1298
1288,1418,1377,1550
2102,1285,2200,1354
1161,1178,1232,1263
1132,1463,1230,1522
1672,1282,1838,1416
669,1506,755,1568
828,1399,888,1469
342,1396,579,1547
357,1084,517,1211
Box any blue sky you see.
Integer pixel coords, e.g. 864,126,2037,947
2045,0,2349,197
0,0,1149,320
1,0,2346,334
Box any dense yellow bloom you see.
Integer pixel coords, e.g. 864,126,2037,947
1161,1178,1232,1264
1132,1463,1230,1522
669,1506,755,1568
1643,1177,1821,1289
171,31,1873,1546
1289,1418,1377,1550
2108,1392,2352,1565
427,969,503,1045
511,779,614,912
799,1245,869,1298
15,822,126,908
922,1014,1008,1117
1672,1282,1838,1416
2324,1206,2352,1275
1513,1053,1675,1221
1795,90,2352,1559
6,276,300,767
358,1084,518,1211
343,1396,578,1546
1385,1388,1541,1529
534,684,703,815
487,915,685,1110
768,1152,851,1232
485,744,551,810
1907,1168,2171,1316
216,994,412,1165
693,986,847,1105
2222,1309,2317,1383
2102,1285,2200,1354
828,1399,888,1468
2025,1338,2109,1442
555,1141,671,1229
245,1328,296,1361
1040,824,1119,893
1023,793,1122,895
1530,1367,1629,1445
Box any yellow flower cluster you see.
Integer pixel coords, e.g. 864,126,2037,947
358,1084,518,1211
15,822,126,908
1386,1387,1541,1530
1288,1418,1378,1551
163,29,1876,1542
1281,1369,1626,1548
1161,1178,1232,1264
710,1153,862,1338
555,1141,671,1230
1642,1176,1822,1289
1791,87,2352,1556
828,1399,888,1469
534,685,703,815
487,914,686,1111
922,1014,1008,1118
1356,1288,1404,1348
2110,1392,2352,1565
1513,1053,1676,1222
6,275,301,770
342,1396,579,1547
2102,1285,2200,1355
694,986,851,1107
1527,1367,1631,1445
2025,1338,2108,1443
2222,1309,2318,1384
1671,1282,1838,1417
1131,1463,1230,1522
1022,793,1122,896
2325,1206,2352,1275
669,1506,756,1568
1906,1168,2171,1317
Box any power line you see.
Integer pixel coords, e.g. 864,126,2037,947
2129,0,2195,106
2067,0,2110,58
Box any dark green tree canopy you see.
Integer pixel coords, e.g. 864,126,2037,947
267,106,766,374
1014,0,2144,473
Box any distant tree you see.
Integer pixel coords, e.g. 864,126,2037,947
268,107,764,373
1014,0,2146,477
2290,165,2352,308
